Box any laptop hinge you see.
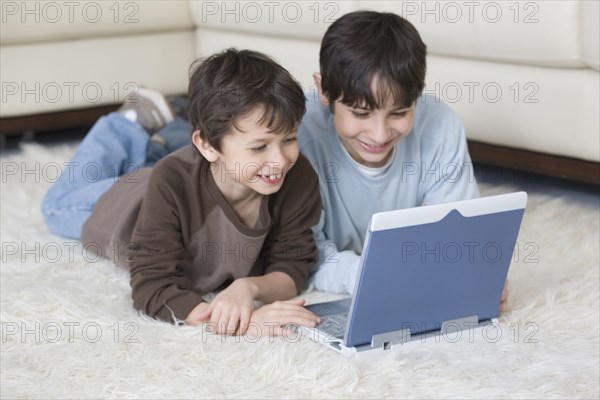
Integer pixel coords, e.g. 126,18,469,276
370,315,482,350
371,329,412,350
441,314,480,333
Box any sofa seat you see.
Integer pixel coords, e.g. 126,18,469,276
1,0,598,181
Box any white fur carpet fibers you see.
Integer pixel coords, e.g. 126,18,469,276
1,142,599,399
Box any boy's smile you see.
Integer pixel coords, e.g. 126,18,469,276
332,96,415,168
356,138,395,154
193,107,299,203
257,173,284,185
314,72,416,169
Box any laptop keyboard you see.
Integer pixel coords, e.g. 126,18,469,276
305,299,352,340
318,313,348,339
305,298,351,317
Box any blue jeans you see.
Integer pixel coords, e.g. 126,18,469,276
41,113,191,239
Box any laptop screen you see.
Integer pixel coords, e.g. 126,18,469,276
344,192,527,348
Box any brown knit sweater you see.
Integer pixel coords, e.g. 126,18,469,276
81,145,321,322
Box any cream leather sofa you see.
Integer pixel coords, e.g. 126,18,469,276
1,1,598,181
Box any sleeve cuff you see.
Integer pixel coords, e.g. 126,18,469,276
153,291,207,323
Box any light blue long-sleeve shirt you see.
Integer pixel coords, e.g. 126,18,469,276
298,94,480,294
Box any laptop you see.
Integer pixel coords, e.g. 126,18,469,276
302,192,528,355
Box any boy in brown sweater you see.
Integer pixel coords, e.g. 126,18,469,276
41,49,322,336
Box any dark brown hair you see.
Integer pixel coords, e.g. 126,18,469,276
187,48,306,152
319,11,427,109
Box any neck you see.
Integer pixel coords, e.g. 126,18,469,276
211,162,262,206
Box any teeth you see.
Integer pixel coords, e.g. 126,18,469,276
361,140,387,148
261,174,281,180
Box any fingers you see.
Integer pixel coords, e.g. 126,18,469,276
254,301,321,327
237,309,252,336
284,298,305,306
267,300,313,314
211,308,239,336
225,312,240,336
205,305,255,336
275,300,320,325
499,280,509,313
206,308,222,333
201,299,318,337
273,324,300,337
251,311,319,338
194,306,213,322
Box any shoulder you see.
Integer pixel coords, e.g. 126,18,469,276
413,95,464,135
411,95,466,147
268,153,321,229
150,145,204,182
298,95,334,146
145,145,207,204
282,153,319,192
298,97,339,167
271,153,319,208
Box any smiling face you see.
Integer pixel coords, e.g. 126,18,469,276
332,96,415,168
315,73,416,168
193,107,299,202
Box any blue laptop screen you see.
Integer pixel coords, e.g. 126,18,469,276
344,207,525,348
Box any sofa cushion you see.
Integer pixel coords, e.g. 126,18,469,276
190,0,356,41
357,1,584,68
192,1,586,68
427,55,600,162
581,0,600,70
0,0,193,45
194,27,320,91
1,31,194,117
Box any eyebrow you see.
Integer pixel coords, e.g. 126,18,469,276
246,138,269,145
246,130,297,145
352,105,411,111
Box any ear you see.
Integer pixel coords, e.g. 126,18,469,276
312,72,330,106
192,130,220,163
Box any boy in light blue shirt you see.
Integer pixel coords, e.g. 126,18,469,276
298,11,507,310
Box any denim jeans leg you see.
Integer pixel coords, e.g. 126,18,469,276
41,113,150,239
160,117,192,152
146,117,192,166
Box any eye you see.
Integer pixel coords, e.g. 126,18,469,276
352,111,369,119
391,111,408,118
284,137,298,144
250,145,267,152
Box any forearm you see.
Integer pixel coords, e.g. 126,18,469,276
130,278,206,321
129,256,206,321
239,272,298,303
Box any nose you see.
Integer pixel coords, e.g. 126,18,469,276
367,119,391,144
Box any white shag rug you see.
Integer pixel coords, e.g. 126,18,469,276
1,142,599,399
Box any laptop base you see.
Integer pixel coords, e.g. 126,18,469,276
303,316,497,357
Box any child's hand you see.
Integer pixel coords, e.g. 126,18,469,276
500,279,509,313
195,279,256,335
185,302,211,325
246,298,321,337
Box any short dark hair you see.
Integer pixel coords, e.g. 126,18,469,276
187,48,306,152
319,11,427,109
